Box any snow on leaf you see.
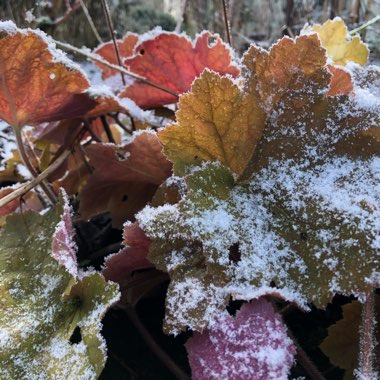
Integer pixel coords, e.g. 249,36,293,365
94,33,138,79
309,18,369,66
119,30,240,109
79,131,172,226
0,21,97,128
137,33,380,329
0,192,119,379
158,70,266,177
185,298,295,380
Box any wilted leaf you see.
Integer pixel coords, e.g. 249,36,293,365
0,21,97,127
309,18,369,66
94,33,138,79
327,65,353,96
0,192,119,379
158,70,265,177
185,298,295,380
79,131,172,226
120,31,239,108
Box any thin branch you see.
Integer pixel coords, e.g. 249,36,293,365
78,0,103,44
100,115,115,143
53,1,81,26
357,289,378,379
119,305,190,380
14,127,57,204
0,148,71,209
221,0,233,47
101,0,126,85
54,40,179,98
350,15,380,35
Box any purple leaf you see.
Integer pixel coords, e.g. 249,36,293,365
185,297,295,380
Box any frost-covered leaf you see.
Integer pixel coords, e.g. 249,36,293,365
137,33,380,331
327,65,353,96
79,131,172,226
185,298,295,380
0,193,119,379
119,30,239,108
320,298,380,380
94,33,138,79
0,21,97,127
309,18,369,66
158,70,265,177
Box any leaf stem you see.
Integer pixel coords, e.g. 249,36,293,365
54,40,179,98
100,115,115,143
100,0,126,85
357,289,378,379
13,127,57,204
119,305,190,380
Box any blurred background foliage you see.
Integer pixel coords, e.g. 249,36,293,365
0,0,378,60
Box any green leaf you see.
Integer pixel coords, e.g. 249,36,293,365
0,195,119,379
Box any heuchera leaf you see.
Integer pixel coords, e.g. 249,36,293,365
0,21,97,127
119,31,240,109
94,33,138,79
79,131,172,226
137,32,380,331
158,70,266,177
309,17,369,66
185,298,295,380
103,222,156,304
0,192,119,379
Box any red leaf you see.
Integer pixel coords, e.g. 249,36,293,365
119,31,240,108
185,298,295,380
0,187,42,217
79,131,172,226
0,21,97,127
94,33,138,79
327,64,353,96
103,222,152,287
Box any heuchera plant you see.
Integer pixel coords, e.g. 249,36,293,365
0,15,379,380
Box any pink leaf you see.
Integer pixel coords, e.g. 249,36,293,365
185,298,295,380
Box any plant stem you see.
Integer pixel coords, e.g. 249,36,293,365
100,0,126,85
357,289,377,379
13,127,57,204
221,0,233,47
350,15,380,35
54,40,179,98
120,305,190,380
100,115,115,143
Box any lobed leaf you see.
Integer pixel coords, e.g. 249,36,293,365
0,192,119,379
119,30,240,108
185,298,295,380
309,18,369,66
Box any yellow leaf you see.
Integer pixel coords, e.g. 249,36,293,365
310,18,369,66
158,70,266,177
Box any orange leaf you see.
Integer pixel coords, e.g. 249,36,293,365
120,31,239,109
158,70,265,177
94,33,138,79
0,22,97,127
79,131,172,226
327,65,353,96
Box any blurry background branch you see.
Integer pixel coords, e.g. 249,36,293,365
0,0,379,60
